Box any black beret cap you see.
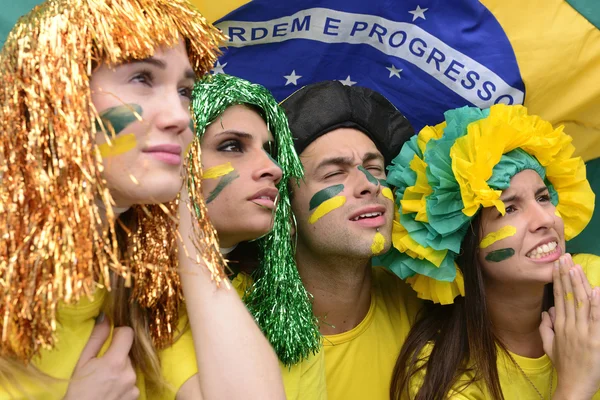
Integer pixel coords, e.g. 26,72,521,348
281,80,414,166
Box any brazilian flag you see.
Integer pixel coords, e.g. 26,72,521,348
3,0,599,254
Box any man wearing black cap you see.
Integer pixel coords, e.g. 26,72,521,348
281,81,422,400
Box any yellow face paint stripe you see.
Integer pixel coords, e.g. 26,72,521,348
203,162,235,180
479,225,517,249
382,187,393,201
371,232,386,255
98,134,137,158
308,196,346,224
555,209,562,218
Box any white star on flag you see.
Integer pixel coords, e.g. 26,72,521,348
409,5,428,21
386,65,403,79
339,75,357,86
284,70,302,86
211,61,227,74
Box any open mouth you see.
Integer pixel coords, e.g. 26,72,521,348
350,211,383,221
526,241,559,259
249,188,279,210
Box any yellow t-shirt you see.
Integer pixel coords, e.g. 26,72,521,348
0,288,118,399
155,272,328,400
323,266,423,400
407,254,600,400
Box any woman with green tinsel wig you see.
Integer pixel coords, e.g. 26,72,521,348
174,73,325,400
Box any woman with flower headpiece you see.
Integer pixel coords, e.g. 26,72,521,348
169,73,325,400
0,1,283,399
381,105,600,399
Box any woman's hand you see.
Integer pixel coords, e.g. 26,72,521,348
539,253,600,400
64,316,139,400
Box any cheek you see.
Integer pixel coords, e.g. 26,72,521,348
479,225,521,263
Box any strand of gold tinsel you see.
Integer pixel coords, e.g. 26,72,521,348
0,0,224,362
185,142,229,288
129,203,183,351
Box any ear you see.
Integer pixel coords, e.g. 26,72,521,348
290,212,297,238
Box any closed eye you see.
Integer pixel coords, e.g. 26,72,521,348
324,171,344,179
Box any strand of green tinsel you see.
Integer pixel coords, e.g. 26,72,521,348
189,73,321,366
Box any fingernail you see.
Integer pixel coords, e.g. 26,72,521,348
569,269,575,277
594,288,599,298
554,260,559,269
95,312,105,325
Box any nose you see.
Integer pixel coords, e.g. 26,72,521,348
252,150,283,185
154,90,191,136
353,166,381,199
528,201,555,232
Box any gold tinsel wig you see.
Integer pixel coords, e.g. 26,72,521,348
0,0,225,362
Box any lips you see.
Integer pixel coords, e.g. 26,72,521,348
348,205,387,228
143,144,182,166
249,187,279,209
524,237,562,263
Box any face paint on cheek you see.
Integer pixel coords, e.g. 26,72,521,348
371,232,386,255
206,171,240,204
98,133,137,158
309,184,344,210
95,104,143,135
308,184,346,224
485,248,515,262
202,162,235,180
308,196,346,224
189,119,195,133
377,178,394,201
554,209,562,218
479,226,517,249
358,165,379,186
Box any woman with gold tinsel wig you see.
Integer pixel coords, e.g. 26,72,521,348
380,105,600,399
0,0,284,399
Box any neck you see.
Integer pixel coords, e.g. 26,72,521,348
95,198,130,225
485,279,547,358
296,244,373,336
220,244,238,255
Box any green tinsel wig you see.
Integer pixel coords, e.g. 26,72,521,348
188,73,321,366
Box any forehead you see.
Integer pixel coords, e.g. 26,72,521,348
205,104,272,141
502,169,546,197
300,128,380,164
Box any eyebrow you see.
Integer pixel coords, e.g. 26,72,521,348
314,152,384,172
501,186,549,203
214,129,254,140
128,57,196,80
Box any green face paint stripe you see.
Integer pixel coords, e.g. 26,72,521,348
189,119,195,133
378,178,389,188
206,171,240,204
358,166,379,186
485,248,515,262
95,104,143,135
309,184,345,211
265,150,282,170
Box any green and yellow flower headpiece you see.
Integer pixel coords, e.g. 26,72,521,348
188,73,320,366
376,104,595,304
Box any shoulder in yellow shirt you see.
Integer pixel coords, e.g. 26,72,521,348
1,288,108,399
408,254,600,400
324,266,422,400
155,272,328,400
